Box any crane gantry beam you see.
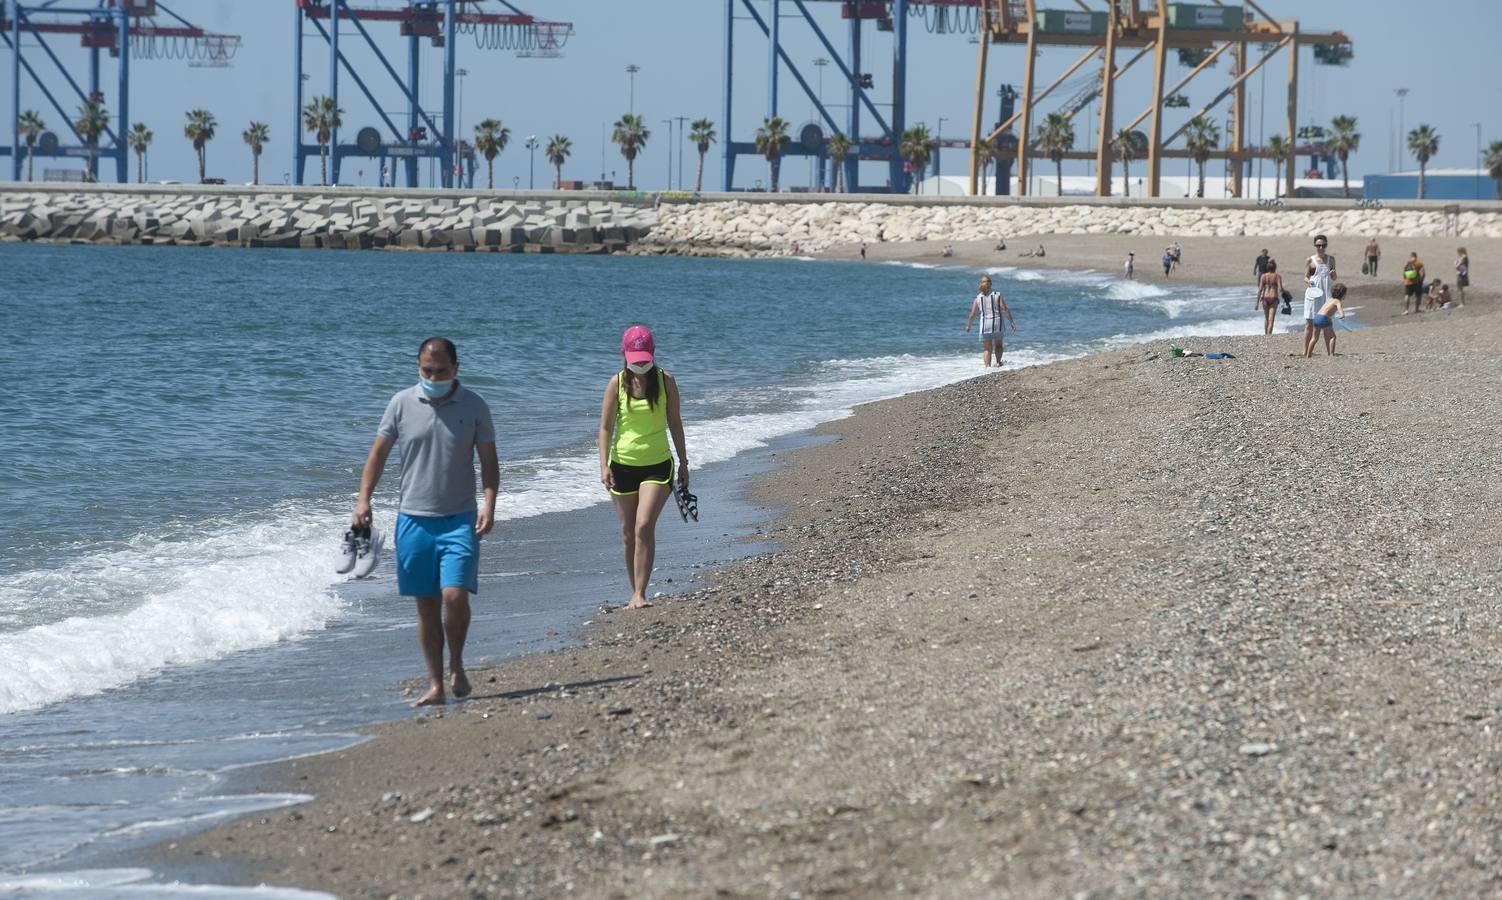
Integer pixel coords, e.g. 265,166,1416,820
967,0,1352,197
4,1,242,183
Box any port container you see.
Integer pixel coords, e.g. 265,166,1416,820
1033,10,1109,35
1166,4,1244,30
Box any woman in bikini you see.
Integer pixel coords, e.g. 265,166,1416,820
1256,258,1283,335
598,325,689,610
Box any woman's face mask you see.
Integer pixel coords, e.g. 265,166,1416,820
626,361,653,376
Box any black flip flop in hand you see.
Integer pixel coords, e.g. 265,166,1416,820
674,483,698,523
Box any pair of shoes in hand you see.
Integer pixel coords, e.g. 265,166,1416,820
335,524,381,577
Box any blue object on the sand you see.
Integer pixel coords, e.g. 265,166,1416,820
1204,352,1234,359
1335,317,1355,332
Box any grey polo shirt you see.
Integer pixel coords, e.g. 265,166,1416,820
377,381,496,518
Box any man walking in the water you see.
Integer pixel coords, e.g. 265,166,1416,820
964,275,1018,368
352,337,499,707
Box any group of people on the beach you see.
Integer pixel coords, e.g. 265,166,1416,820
1398,247,1470,315
348,331,690,706
1252,237,1474,356
1254,235,1347,357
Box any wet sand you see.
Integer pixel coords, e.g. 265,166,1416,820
154,240,1502,897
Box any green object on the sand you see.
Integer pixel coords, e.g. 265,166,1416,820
1170,342,1184,358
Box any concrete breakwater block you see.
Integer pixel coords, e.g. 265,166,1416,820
0,189,674,250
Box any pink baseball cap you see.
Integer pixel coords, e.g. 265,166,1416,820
621,325,655,365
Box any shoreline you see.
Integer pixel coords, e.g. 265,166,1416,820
135,248,1502,896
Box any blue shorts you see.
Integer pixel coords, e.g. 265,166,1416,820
1311,314,1333,329
395,511,479,597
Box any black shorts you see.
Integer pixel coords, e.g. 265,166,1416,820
1405,282,1423,298
609,458,673,496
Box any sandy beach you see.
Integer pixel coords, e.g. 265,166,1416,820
154,238,1502,897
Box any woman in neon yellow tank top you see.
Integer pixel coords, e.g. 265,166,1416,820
597,325,689,610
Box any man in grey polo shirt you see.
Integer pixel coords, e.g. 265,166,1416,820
353,336,499,707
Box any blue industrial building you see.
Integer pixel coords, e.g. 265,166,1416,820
1363,169,1498,202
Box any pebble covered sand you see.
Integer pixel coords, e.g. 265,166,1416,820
150,231,1502,897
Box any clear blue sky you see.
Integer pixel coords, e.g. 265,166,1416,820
7,0,1499,189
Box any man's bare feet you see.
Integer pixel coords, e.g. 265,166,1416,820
626,596,655,609
411,685,445,708
451,669,471,699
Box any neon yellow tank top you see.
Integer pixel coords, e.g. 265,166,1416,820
611,368,671,466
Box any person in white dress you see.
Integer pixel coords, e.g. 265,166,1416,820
1302,235,1337,358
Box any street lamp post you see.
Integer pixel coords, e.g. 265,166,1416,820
675,115,689,191
812,57,829,189
526,135,538,189
626,64,640,115
936,116,947,193
1395,87,1409,171
455,68,469,188
1475,122,1483,200
663,119,674,189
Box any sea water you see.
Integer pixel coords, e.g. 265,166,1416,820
0,243,1275,890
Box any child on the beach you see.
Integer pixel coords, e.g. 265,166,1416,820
1305,282,1347,358
1425,278,1442,311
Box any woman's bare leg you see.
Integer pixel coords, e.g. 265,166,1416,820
612,493,641,605
627,481,673,609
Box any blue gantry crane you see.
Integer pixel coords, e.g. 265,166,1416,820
4,0,241,182
292,0,573,188
721,0,983,194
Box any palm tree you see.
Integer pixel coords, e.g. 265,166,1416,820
754,116,791,192
301,96,343,186
611,113,650,190
1407,124,1440,199
471,118,510,189
183,108,216,184
1035,113,1075,196
1327,115,1361,199
1111,129,1142,197
1485,140,1502,201
545,134,571,189
899,125,935,194
17,110,44,182
1265,135,1292,196
689,118,716,192
1185,115,1220,198
126,122,152,183
242,121,269,186
827,132,852,193
74,100,110,183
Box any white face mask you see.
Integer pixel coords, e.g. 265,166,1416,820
626,361,653,376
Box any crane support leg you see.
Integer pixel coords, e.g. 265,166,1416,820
968,0,991,196
1285,23,1297,198
1231,39,1245,197
1146,0,1168,197
1015,0,1037,196
1094,1,1117,196
721,0,735,191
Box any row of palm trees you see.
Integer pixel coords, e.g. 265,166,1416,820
16,104,270,184
992,114,1502,201
15,103,1502,200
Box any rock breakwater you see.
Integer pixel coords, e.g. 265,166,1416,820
639,198,1502,258
0,187,657,252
